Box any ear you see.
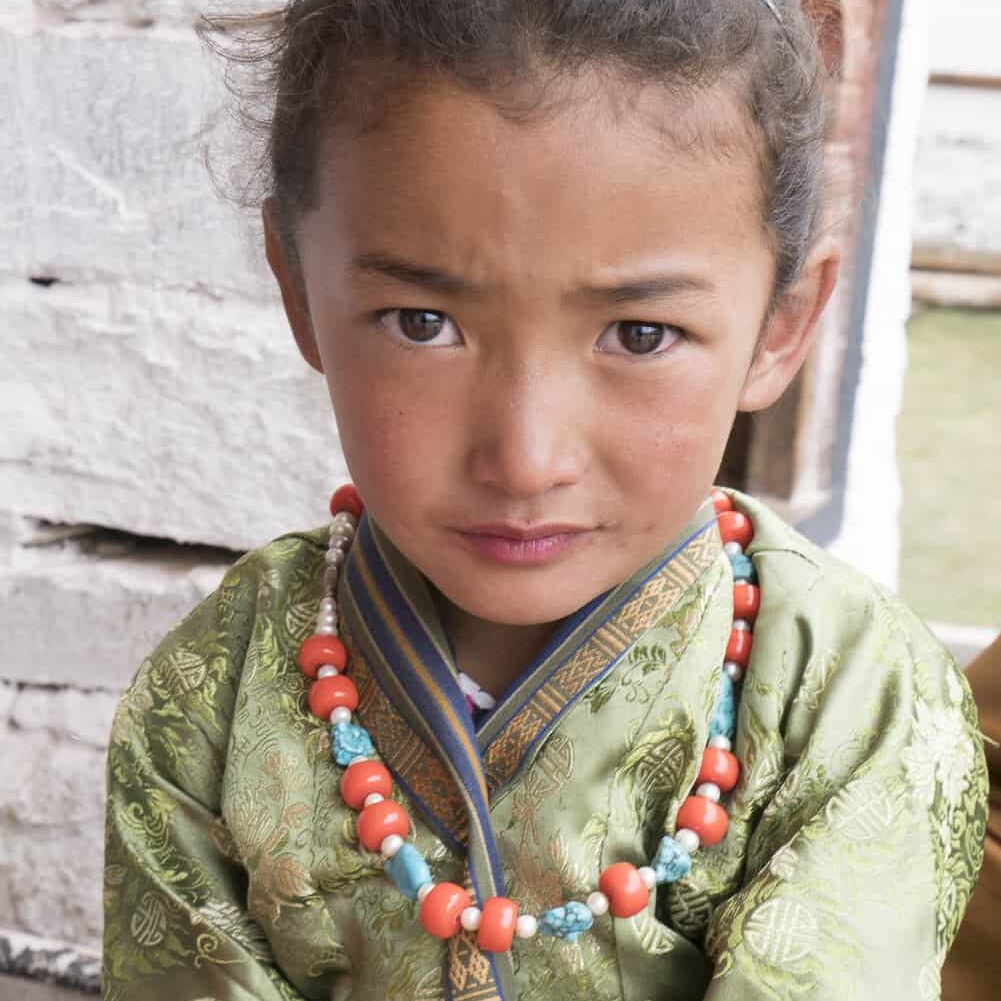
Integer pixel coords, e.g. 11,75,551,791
262,198,324,373
738,237,841,412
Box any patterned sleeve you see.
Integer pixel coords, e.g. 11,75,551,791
102,558,309,1001
701,582,989,1001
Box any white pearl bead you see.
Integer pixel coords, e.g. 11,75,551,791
460,907,482,932
638,866,658,890
348,755,367,766
515,914,538,939
696,782,722,802
416,882,435,902
675,828,701,854
708,735,732,751
315,623,338,635
380,834,404,858
329,707,353,725
723,541,744,557
325,548,345,566
363,793,384,808
317,665,339,679
319,597,336,612
732,618,751,632
586,891,609,917
332,511,358,531
723,661,744,682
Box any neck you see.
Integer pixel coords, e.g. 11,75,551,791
434,591,562,700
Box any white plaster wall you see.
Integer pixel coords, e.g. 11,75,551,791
825,0,930,588
912,0,1001,258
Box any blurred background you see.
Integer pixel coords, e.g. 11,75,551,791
0,0,998,997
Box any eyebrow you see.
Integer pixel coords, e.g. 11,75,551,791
349,252,716,305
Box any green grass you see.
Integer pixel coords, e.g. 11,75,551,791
898,307,1001,626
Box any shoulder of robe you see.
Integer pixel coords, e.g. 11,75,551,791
725,489,967,713
107,527,328,796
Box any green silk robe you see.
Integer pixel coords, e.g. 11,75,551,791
102,492,988,1000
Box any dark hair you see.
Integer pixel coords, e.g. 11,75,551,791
202,0,832,297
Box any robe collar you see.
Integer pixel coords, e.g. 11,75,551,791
339,500,721,999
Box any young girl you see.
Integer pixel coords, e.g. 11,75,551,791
102,2,987,999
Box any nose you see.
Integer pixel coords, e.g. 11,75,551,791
466,355,588,500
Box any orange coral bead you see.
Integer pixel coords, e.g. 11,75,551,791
356,799,410,852
477,897,519,953
676,796,729,846
298,634,348,679
733,583,760,623
711,489,734,514
725,627,753,667
419,883,471,939
697,748,740,793
340,761,392,811
308,675,359,720
597,862,650,919
330,484,364,520
717,511,753,549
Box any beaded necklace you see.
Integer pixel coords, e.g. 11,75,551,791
297,485,757,951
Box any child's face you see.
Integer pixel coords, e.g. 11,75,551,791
268,73,835,628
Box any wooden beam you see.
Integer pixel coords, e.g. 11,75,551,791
911,269,1001,310
912,245,1001,278
930,71,1001,92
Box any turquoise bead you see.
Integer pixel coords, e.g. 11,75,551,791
728,553,757,584
709,672,738,742
651,835,692,883
331,722,374,766
539,901,593,942
384,844,432,900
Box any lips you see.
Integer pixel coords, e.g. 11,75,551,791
453,523,595,566
460,523,592,541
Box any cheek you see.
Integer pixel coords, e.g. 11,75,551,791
600,352,745,504
325,356,456,516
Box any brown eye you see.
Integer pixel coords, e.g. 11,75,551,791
399,309,447,342
617,322,665,354
378,308,463,347
596,321,682,357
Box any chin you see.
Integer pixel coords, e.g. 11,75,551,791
439,579,595,627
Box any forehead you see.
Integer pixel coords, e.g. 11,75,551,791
302,72,771,295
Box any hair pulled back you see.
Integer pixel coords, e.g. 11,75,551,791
203,0,832,296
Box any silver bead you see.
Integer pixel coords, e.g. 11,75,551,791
363,793,384,808
637,866,658,890
708,735,732,751
329,707,352,725
460,907,482,932
319,597,336,614
315,623,338,636
732,618,751,632
696,782,721,802
416,882,435,902
515,914,539,939
317,665,339,679
675,828,700,854
325,547,346,566
723,661,744,682
723,541,744,557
